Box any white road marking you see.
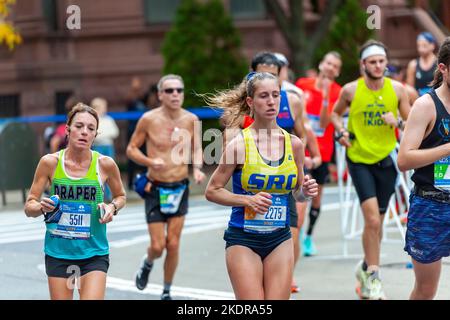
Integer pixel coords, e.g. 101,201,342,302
36,264,234,300
106,276,235,300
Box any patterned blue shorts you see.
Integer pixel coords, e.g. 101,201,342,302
404,193,450,264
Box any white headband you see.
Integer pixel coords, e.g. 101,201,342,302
361,45,386,60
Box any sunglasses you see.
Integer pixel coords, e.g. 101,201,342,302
163,87,184,94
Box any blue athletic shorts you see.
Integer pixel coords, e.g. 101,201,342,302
404,193,450,264
224,226,291,260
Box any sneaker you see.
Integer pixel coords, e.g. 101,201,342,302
355,260,370,299
161,292,172,300
303,235,317,256
366,273,386,300
135,255,152,290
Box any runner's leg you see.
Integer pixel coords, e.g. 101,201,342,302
225,245,264,300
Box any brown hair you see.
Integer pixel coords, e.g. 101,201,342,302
430,37,450,88
202,72,279,128
66,102,99,129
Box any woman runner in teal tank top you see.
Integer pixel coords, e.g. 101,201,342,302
25,103,126,300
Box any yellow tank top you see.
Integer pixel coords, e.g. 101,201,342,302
347,77,398,164
241,127,298,193
232,127,298,233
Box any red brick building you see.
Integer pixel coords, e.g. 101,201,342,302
0,0,448,160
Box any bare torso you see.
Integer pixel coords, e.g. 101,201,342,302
144,108,197,182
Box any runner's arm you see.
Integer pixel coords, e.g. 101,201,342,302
319,82,333,129
191,114,203,170
101,157,126,215
126,115,152,167
205,136,273,214
405,59,416,88
398,96,449,170
191,114,206,184
291,135,305,189
290,93,307,143
330,83,351,133
205,137,248,207
396,82,411,122
304,123,322,169
24,155,55,218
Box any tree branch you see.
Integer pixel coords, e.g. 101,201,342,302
307,0,342,59
263,0,293,46
289,0,304,47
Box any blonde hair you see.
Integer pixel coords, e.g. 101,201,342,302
203,72,279,128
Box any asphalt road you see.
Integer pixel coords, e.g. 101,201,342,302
0,187,449,300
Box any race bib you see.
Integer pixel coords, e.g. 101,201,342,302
308,114,325,137
434,156,450,191
159,185,186,214
244,194,288,234
49,202,92,240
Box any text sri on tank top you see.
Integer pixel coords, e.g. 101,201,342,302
229,128,298,234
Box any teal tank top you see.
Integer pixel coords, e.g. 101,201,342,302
44,150,108,260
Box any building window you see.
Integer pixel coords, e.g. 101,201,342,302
230,0,266,19
0,94,20,118
42,0,59,31
55,91,73,115
143,0,181,24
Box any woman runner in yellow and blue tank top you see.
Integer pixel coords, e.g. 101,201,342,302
25,103,126,300
205,72,318,300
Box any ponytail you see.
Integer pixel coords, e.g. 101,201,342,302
202,72,279,128
201,80,248,128
431,68,443,89
430,37,450,88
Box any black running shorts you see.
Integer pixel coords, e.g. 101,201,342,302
224,226,292,260
45,254,109,278
288,193,298,228
144,179,189,224
346,155,397,214
310,162,330,185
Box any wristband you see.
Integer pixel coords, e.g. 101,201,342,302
111,201,118,215
334,130,346,141
334,130,355,141
292,186,312,202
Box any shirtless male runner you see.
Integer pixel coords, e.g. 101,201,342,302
127,74,206,300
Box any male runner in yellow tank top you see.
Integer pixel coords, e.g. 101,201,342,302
331,40,410,299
